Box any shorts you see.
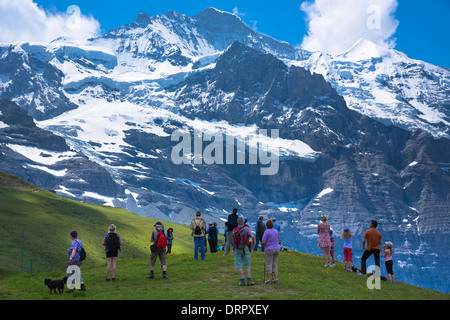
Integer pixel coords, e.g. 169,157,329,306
150,247,167,267
344,247,353,262
106,250,118,258
234,246,251,270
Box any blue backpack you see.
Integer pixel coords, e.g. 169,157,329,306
228,214,238,231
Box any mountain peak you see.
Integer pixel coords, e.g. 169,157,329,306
198,7,237,17
194,7,244,25
341,38,390,60
135,13,153,25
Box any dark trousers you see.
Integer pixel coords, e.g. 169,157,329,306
208,239,217,253
361,249,380,275
385,260,394,275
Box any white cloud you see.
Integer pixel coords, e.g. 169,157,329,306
0,0,101,43
232,7,246,18
300,0,399,55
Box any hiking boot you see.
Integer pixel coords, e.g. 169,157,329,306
80,284,86,291
162,272,168,279
246,278,255,286
146,272,155,279
239,279,246,286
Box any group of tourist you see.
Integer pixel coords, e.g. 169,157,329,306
317,215,395,284
63,210,395,293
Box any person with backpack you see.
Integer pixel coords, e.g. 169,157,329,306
190,211,207,260
254,216,266,252
213,222,219,252
66,230,86,293
166,228,174,254
224,208,239,256
207,222,219,253
102,224,122,281
232,216,256,286
146,222,168,279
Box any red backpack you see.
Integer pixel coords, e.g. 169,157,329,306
155,231,167,249
232,226,247,249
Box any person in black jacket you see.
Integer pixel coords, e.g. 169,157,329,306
102,224,122,281
207,223,219,253
224,208,239,256
254,216,266,252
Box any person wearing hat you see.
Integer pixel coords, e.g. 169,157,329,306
341,227,353,271
232,216,256,286
382,241,395,284
146,222,168,279
166,228,174,254
206,222,219,253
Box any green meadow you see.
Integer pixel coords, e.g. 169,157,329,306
0,172,448,300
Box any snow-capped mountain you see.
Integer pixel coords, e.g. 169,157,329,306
0,7,449,292
296,38,450,139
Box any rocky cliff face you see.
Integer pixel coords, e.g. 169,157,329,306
0,8,448,292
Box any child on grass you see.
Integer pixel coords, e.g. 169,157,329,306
341,227,353,271
382,241,395,284
329,229,335,267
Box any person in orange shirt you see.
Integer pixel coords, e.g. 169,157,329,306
361,220,382,275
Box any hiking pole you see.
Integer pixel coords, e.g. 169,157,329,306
263,260,266,283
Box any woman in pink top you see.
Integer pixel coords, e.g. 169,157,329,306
317,215,333,267
382,242,395,284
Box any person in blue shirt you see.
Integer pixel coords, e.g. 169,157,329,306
166,228,174,254
273,218,281,232
66,230,86,293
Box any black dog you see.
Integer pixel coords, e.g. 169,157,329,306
44,276,68,294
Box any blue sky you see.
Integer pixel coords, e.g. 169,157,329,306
22,0,450,67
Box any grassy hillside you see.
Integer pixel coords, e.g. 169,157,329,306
0,171,195,274
0,172,448,300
